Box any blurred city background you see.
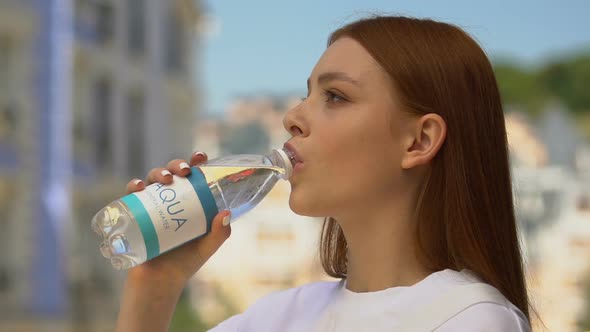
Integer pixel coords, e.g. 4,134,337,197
0,0,588,331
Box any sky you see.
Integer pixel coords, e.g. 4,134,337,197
198,0,590,115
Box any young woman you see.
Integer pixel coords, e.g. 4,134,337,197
116,15,532,331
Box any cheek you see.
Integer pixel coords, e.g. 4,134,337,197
332,158,392,200
288,116,400,215
286,141,354,217
321,131,402,202
289,153,395,217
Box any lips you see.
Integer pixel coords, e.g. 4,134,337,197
283,142,303,165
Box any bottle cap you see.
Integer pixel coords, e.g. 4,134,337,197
273,148,293,180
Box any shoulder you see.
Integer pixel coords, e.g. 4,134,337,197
210,280,341,331
249,280,341,309
422,270,531,331
439,301,531,331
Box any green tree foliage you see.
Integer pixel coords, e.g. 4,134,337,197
578,268,590,331
220,121,270,155
538,54,590,115
170,289,209,332
493,51,590,116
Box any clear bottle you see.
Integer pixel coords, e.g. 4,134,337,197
91,148,294,270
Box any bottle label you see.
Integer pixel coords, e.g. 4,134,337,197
120,167,218,260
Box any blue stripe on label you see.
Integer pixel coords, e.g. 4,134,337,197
188,167,219,233
121,194,160,260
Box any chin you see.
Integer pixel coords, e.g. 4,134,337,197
288,190,329,217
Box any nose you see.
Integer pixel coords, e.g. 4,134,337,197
283,101,309,137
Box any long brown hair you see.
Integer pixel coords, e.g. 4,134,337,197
319,15,531,322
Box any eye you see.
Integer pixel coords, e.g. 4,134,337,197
323,90,346,103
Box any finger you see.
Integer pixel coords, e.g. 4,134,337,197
166,159,192,177
146,167,174,185
189,151,208,167
125,178,145,194
213,210,232,234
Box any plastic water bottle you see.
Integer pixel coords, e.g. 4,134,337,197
91,148,294,270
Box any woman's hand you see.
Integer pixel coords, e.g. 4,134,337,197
116,151,231,332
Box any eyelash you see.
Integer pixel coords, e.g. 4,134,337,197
300,90,347,103
323,90,346,103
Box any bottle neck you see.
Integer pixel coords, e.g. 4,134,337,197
266,148,293,180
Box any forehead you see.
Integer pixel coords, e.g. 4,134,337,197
310,37,387,84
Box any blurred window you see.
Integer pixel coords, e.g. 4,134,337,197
0,36,11,98
96,2,114,44
0,104,17,143
578,194,589,212
256,224,295,252
127,0,145,55
127,90,145,177
94,77,112,172
0,179,14,295
0,37,16,142
254,275,294,289
164,8,186,72
0,268,10,294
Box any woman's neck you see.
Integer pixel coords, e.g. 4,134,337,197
335,197,431,293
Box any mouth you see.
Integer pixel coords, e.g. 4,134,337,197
283,142,304,166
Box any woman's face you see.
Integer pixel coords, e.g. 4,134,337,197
283,37,411,218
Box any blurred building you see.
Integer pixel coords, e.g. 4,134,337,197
505,112,548,168
507,109,590,332
191,95,590,329
191,96,330,327
194,96,302,158
193,98,590,329
192,181,328,327
0,0,38,323
538,101,583,171
533,176,590,331
0,0,203,330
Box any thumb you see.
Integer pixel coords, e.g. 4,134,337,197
209,210,232,243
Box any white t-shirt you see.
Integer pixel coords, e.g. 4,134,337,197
209,269,530,331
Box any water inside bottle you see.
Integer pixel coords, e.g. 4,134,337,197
202,165,285,219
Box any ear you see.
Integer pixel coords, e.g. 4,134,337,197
401,114,447,169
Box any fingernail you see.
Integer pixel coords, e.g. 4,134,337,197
194,151,206,159
179,162,190,170
222,213,231,227
133,179,144,186
161,170,172,177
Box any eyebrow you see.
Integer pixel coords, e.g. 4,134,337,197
307,71,362,91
